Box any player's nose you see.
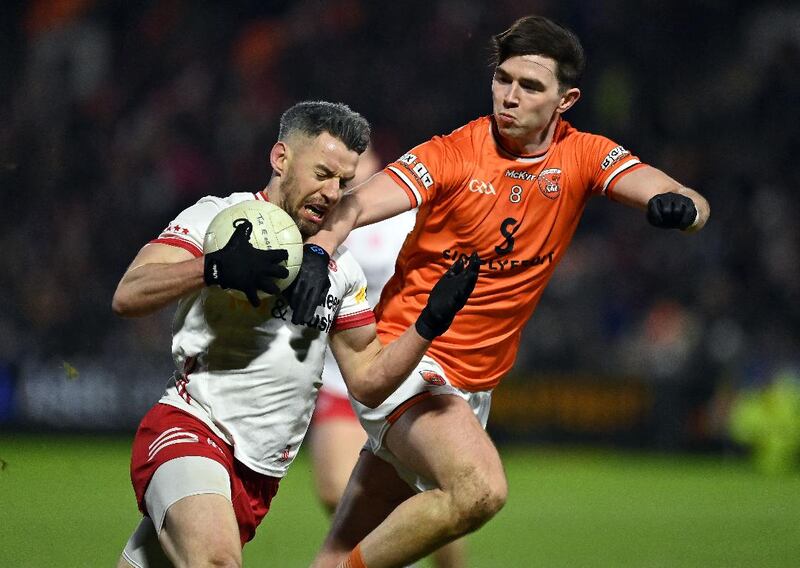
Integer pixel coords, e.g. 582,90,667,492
320,178,341,204
503,84,519,107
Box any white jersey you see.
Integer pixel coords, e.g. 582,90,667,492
321,210,417,398
151,192,375,478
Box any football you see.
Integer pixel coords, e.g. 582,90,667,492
204,199,303,296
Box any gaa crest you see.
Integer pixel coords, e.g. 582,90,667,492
419,370,446,386
537,168,562,200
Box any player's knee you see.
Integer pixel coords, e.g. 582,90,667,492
181,535,241,568
194,547,242,568
449,470,507,533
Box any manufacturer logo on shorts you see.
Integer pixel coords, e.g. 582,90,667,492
537,168,562,199
420,370,446,386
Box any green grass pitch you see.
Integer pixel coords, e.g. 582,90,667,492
1,434,798,567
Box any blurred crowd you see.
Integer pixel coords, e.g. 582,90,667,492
1,1,798,447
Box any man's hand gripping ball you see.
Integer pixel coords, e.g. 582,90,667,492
204,220,289,307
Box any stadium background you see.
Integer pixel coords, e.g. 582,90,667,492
1,0,798,566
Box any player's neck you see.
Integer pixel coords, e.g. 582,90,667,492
498,115,560,157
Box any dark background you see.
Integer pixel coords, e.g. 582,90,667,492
1,0,798,454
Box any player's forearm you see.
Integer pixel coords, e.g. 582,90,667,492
307,194,363,254
112,258,205,317
348,328,431,408
674,186,710,232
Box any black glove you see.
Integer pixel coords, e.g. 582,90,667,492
289,244,332,324
204,219,289,307
415,252,481,341
646,193,697,230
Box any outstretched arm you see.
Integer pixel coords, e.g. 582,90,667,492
311,172,412,253
290,173,411,324
330,254,480,408
611,166,710,232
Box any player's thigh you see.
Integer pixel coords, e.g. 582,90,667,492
309,419,368,503
159,493,241,565
326,449,416,547
120,517,172,568
385,394,506,493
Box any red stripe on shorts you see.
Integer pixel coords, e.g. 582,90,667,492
130,403,280,545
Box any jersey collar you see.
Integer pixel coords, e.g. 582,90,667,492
489,115,561,163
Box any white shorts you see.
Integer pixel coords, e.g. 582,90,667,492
351,354,492,492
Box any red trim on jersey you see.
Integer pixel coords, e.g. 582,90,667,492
255,191,270,201
334,309,376,331
150,237,203,257
383,168,420,208
605,162,647,198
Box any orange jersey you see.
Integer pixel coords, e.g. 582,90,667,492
377,116,645,391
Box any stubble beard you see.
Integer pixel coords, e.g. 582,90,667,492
279,171,319,240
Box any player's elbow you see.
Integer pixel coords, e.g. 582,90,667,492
112,286,141,318
347,382,384,409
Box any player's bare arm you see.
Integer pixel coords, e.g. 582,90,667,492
610,165,710,232
330,252,480,408
329,323,428,408
113,221,289,317
112,243,204,318
290,173,410,324
311,172,412,254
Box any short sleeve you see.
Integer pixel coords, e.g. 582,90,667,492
384,135,469,208
333,257,376,332
578,134,646,198
149,196,227,257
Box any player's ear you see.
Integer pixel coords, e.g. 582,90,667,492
556,87,581,114
270,141,290,176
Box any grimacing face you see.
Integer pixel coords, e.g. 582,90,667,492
492,54,578,154
276,131,360,238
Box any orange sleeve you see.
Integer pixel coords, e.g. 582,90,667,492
383,134,470,208
576,133,647,198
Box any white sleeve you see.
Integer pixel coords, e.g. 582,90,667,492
149,196,229,257
332,254,376,332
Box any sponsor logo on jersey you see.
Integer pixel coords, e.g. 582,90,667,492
420,370,446,385
504,169,537,182
601,146,630,170
267,294,339,333
442,248,554,271
398,152,418,166
537,168,562,199
398,153,434,189
495,217,521,256
469,179,497,195
355,286,367,304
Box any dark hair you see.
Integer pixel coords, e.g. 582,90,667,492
278,101,370,154
490,15,585,89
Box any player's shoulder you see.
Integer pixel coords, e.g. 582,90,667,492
554,119,612,148
438,115,492,147
177,191,260,220
330,245,366,282
193,192,258,209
